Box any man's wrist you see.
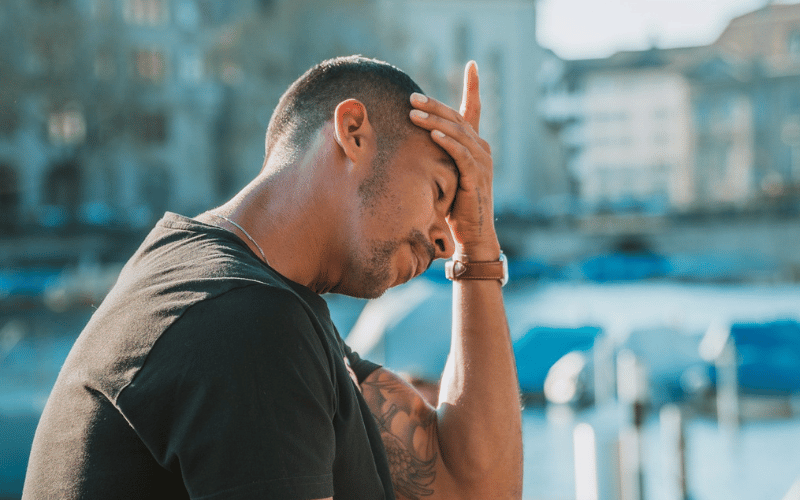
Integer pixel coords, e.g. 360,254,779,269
454,239,501,262
446,251,508,286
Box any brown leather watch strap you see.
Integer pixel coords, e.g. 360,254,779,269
445,254,508,285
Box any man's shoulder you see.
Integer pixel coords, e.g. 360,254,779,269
181,282,326,331
69,214,333,401
136,212,273,281
115,212,310,306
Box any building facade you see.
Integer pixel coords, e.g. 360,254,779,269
579,52,696,212
1,0,564,246
543,2,800,215
378,0,568,215
0,0,384,240
0,0,239,234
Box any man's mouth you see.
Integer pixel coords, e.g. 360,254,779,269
407,230,436,280
412,245,431,279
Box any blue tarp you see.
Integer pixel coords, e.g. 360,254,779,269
581,252,670,282
513,326,602,394
0,269,60,298
710,320,800,394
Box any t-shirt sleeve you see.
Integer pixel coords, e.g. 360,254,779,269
116,285,338,500
341,340,381,384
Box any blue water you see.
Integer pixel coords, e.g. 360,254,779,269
4,281,800,499
520,407,800,500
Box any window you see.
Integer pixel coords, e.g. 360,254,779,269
219,60,242,85
124,0,168,26
131,112,167,143
653,132,670,145
141,164,171,220
0,106,19,137
133,48,166,82
176,0,200,28
91,0,112,20
0,164,19,234
48,106,86,144
178,49,203,81
95,50,116,79
34,35,74,73
653,107,670,120
257,0,274,13
789,31,800,57
34,0,67,7
43,161,82,216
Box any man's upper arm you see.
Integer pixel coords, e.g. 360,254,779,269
360,368,461,500
119,285,338,499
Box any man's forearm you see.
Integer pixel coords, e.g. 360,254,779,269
436,248,523,498
406,60,523,498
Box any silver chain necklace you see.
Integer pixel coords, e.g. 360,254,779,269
209,212,269,266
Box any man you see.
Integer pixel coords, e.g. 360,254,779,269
24,55,522,499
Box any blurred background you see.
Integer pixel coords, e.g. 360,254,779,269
2,0,800,498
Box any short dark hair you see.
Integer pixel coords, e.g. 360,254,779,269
265,55,424,163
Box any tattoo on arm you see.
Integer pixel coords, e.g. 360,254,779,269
362,371,437,500
476,187,484,235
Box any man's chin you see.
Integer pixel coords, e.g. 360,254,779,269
356,280,395,299
331,280,392,300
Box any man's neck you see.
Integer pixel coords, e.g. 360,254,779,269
202,143,351,295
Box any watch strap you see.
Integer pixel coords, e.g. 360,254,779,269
445,253,508,285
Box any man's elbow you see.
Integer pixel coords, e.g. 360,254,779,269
439,437,523,499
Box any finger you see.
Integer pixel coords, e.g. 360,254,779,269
430,130,475,181
410,93,464,127
409,109,488,157
459,61,481,134
429,129,491,188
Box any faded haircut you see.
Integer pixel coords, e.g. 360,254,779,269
265,55,424,167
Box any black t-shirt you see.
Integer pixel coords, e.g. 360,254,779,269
23,213,394,500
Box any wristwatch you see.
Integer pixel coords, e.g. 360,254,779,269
445,253,509,286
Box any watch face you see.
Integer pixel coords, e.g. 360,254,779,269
500,253,509,286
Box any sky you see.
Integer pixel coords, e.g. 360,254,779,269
536,0,794,60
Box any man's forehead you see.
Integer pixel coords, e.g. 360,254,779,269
404,127,458,180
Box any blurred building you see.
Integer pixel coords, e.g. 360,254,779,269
0,0,383,247
381,0,568,215
0,0,237,235
710,2,800,205
542,1,800,216
1,0,564,261
563,48,703,214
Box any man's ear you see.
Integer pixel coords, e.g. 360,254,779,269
333,99,375,163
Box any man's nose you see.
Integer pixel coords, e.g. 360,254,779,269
431,219,455,260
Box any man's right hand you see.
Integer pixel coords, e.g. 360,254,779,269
409,61,501,263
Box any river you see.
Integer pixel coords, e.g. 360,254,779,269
3,280,800,499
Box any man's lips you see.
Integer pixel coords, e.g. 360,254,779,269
407,230,437,281
412,245,431,279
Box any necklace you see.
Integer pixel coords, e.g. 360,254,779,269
208,212,269,266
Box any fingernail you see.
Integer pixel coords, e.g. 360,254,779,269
410,92,428,104
432,130,445,139
410,109,428,119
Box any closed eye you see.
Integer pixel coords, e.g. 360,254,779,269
437,183,445,201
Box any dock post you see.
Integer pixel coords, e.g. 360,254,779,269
660,404,689,500
716,340,739,436
574,423,599,500
617,350,647,500
593,334,616,406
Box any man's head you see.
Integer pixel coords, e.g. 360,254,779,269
262,56,455,299
265,55,424,192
